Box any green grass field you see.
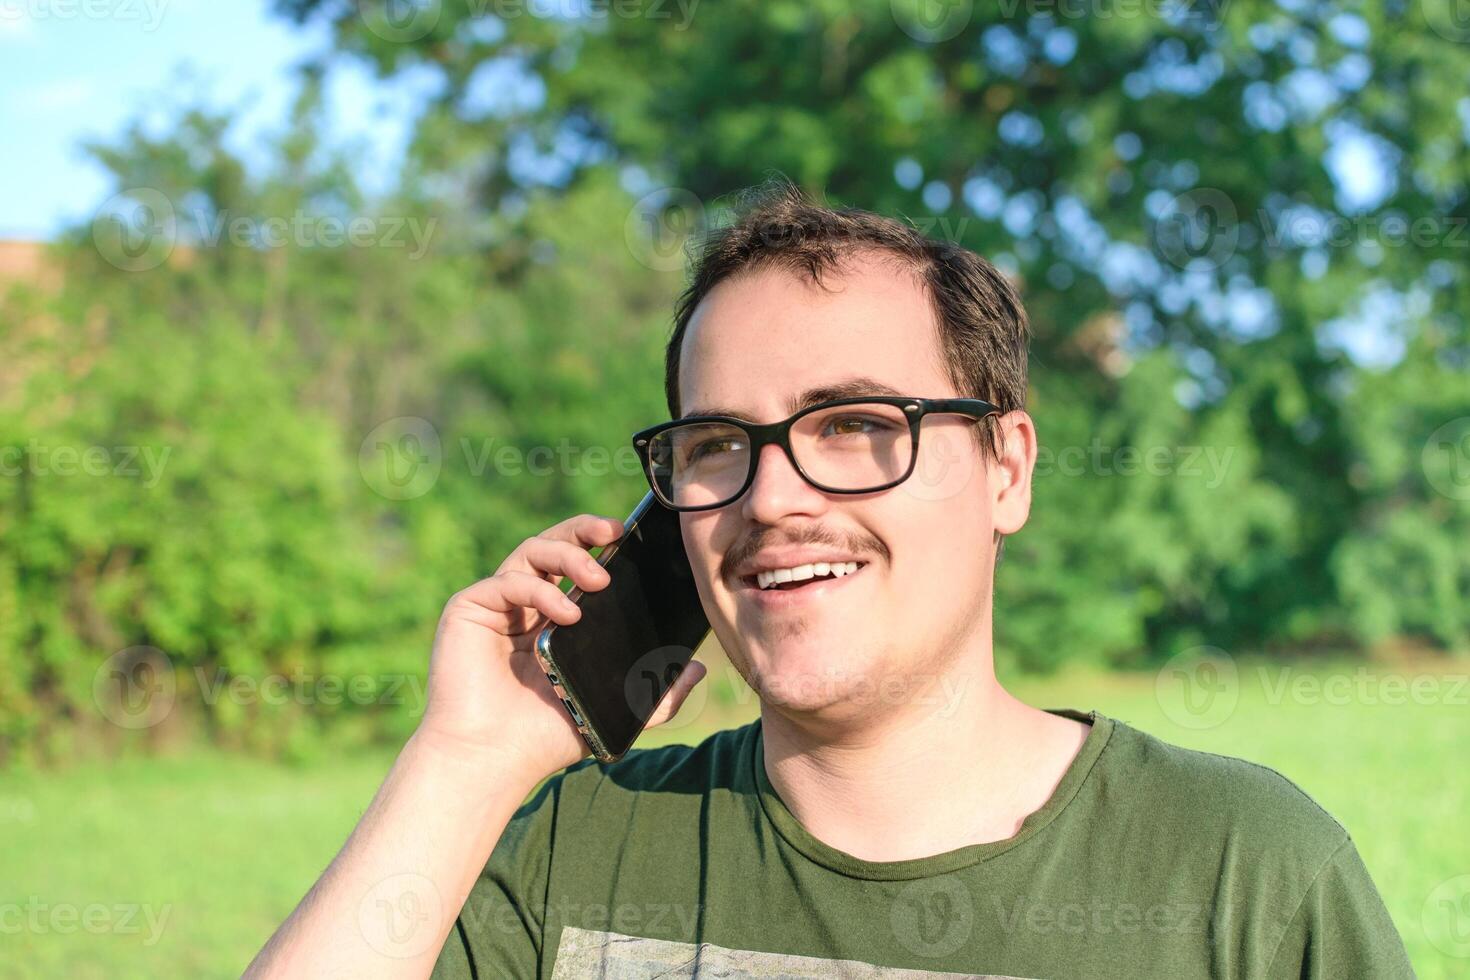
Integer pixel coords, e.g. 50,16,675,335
4,658,1466,978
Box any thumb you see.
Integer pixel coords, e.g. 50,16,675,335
646,659,708,729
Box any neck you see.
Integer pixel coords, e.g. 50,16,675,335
758,658,1089,862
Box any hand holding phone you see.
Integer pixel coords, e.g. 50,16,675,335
415,508,707,781
247,508,709,976
536,492,713,762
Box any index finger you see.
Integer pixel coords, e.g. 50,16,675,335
499,513,625,581
541,512,625,549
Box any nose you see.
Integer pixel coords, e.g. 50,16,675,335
739,440,826,524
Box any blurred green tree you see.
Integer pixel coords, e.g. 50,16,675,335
0,81,673,761
3,0,1468,761
272,0,1470,662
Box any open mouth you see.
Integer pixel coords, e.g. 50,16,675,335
743,561,867,592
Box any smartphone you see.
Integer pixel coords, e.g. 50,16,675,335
534,491,710,763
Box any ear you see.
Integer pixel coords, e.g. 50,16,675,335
989,410,1037,537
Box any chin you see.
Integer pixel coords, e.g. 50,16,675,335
739,640,891,717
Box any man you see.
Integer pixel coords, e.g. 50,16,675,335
247,184,1413,978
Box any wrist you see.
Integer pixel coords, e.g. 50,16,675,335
404,724,549,799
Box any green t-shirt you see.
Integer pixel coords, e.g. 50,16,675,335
432,709,1413,979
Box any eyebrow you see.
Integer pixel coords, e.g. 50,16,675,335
681,377,907,421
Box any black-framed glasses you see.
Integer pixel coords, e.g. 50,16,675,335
632,396,1001,512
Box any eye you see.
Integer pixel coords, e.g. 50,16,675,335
685,436,746,463
821,414,897,437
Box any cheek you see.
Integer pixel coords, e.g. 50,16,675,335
680,518,728,605
899,422,986,505
890,501,990,592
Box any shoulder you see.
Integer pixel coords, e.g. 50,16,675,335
1091,715,1349,869
544,722,758,816
1087,718,1410,976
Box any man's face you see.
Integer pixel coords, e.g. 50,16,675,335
676,253,1026,722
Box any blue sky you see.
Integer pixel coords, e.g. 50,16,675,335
0,4,1409,370
2,3,1397,243
0,0,425,239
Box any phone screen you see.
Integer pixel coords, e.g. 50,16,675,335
537,492,710,760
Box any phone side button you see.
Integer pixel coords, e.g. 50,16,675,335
561,699,585,727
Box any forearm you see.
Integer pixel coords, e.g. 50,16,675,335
244,730,543,979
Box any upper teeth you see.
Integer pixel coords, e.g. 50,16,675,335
756,562,860,590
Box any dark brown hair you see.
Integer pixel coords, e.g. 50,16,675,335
663,180,1029,458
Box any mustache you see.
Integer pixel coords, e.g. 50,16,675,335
720,523,890,580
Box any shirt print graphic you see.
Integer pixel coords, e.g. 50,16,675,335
549,927,1040,979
